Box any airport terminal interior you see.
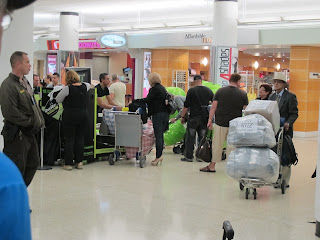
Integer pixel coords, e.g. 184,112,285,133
1,0,320,239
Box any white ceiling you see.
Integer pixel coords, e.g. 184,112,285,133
32,0,320,56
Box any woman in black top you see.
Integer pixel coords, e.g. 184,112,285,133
256,84,272,100
56,70,90,170
145,73,169,166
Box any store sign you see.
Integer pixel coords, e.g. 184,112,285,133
184,33,212,45
47,39,109,50
47,54,57,74
215,47,238,87
99,34,126,48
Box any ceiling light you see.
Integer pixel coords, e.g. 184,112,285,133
132,23,165,29
102,26,132,31
238,17,282,24
254,61,259,70
166,21,203,27
203,46,210,50
77,27,103,33
283,16,320,21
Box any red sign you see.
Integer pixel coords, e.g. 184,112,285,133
47,39,112,50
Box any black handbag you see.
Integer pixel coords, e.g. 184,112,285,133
195,134,212,163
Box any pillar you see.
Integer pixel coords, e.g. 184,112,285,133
289,46,320,136
58,12,79,85
316,104,320,237
212,0,238,86
0,4,34,149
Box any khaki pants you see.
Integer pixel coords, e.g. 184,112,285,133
212,124,234,163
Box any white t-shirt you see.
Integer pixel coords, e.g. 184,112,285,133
109,81,126,107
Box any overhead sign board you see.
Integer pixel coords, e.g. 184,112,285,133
99,34,126,48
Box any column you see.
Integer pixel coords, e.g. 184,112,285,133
289,46,320,136
58,12,79,85
316,105,320,237
212,0,238,86
0,4,34,149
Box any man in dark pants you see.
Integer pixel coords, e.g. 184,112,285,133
269,72,298,187
180,75,214,162
0,51,44,187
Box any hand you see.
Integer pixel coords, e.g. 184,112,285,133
170,118,176,123
181,118,185,124
207,121,213,130
284,122,290,131
115,106,123,111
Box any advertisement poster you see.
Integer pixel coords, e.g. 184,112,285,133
59,51,80,85
143,52,151,98
215,47,238,87
47,54,57,75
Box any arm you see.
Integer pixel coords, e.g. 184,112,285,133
55,86,69,103
0,83,32,127
207,100,218,129
106,95,118,106
180,107,188,124
285,93,299,129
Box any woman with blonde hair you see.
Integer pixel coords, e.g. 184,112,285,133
55,70,91,170
144,72,170,166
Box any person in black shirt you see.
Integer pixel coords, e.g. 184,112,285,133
180,75,214,162
144,73,170,166
56,70,91,170
95,73,122,113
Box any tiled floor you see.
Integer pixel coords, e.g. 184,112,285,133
29,137,319,240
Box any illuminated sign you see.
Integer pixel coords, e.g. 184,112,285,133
47,39,110,50
99,34,126,48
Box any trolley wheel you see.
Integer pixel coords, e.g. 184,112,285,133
281,180,286,194
108,154,115,165
139,156,147,168
245,188,249,199
221,149,226,161
173,146,182,154
239,182,244,191
253,188,257,200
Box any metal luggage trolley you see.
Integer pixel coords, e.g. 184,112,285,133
107,111,147,168
239,127,286,200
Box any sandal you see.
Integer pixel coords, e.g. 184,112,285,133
200,166,216,172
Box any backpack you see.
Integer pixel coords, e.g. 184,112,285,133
128,99,148,124
165,92,177,115
281,134,298,166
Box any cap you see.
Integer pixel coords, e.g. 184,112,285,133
273,72,287,82
6,0,36,12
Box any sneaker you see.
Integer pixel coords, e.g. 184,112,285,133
75,162,83,169
63,165,73,171
181,157,193,162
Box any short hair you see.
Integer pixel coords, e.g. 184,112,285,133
33,74,39,79
194,74,202,81
45,74,52,81
66,70,80,85
111,74,118,81
259,84,272,94
10,51,28,67
99,73,108,82
229,73,241,83
53,72,60,77
148,72,162,85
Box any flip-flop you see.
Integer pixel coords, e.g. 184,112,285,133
199,166,216,172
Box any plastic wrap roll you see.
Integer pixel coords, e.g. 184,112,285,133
228,114,276,148
202,81,221,94
226,148,280,183
166,87,186,97
164,120,186,146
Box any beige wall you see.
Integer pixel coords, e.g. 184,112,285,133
108,52,128,77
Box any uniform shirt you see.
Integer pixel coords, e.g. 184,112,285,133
109,81,126,107
95,83,110,113
0,152,31,240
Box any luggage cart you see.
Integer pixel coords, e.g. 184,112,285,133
239,127,286,200
108,112,147,168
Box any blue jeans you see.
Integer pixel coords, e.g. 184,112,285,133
184,116,207,159
152,112,169,158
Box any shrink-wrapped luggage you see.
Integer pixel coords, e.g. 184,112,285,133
102,109,115,134
228,114,276,148
226,147,280,183
243,100,280,134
